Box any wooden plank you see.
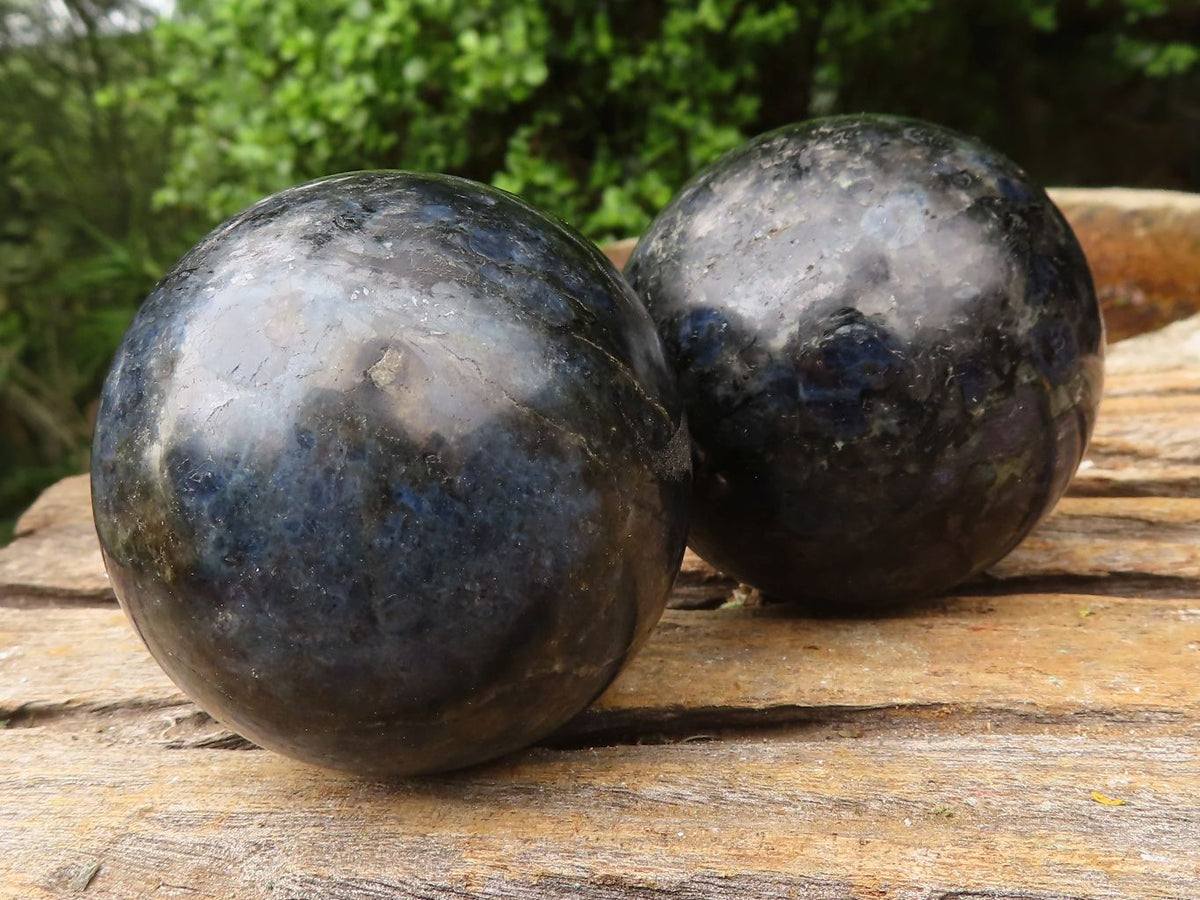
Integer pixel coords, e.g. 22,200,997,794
0,606,184,721
984,495,1200,594
4,583,1199,756
7,290,1200,899
5,579,1200,727
2,724,1197,900
0,475,110,605
1071,318,1200,499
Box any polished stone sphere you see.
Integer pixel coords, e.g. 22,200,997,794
626,116,1103,610
92,172,691,775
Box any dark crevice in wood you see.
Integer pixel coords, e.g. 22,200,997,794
0,590,116,609
1,696,192,727
666,570,739,610
276,871,863,900
157,702,1198,755
665,589,735,611
164,731,259,751
262,869,1107,900
1102,384,1200,399
1086,444,1200,461
555,703,1197,751
1034,519,1200,539
5,691,1196,774
962,572,1200,599
1067,479,1200,498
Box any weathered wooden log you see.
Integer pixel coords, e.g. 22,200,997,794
4,268,1200,900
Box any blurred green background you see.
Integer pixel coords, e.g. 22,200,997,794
2,0,1198,541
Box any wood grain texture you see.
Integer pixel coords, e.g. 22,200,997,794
0,475,110,605
3,589,1197,745
3,726,1197,900
1069,317,1200,501
5,312,1200,898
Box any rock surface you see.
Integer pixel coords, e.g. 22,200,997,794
1051,188,1200,341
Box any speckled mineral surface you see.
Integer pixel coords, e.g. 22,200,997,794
626,116,1104,610
91,172,691,775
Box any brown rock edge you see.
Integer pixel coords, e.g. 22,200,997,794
4,262,1200,899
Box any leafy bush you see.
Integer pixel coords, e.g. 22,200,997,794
150,0,1200,241
0,0,176,538
151,0,796,240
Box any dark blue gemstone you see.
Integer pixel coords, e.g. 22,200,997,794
627,115,1103,610
92,171,691,775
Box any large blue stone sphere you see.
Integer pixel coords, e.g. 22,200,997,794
626,116,1103,609
92,172,691,775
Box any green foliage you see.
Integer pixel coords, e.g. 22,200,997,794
1,0,1198,540
0,0,184,537
151,0,809,241
147,0,1200,242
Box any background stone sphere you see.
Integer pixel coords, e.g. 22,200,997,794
626,116,1104,610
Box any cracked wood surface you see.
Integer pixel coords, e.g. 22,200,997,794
4,315,1200,897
